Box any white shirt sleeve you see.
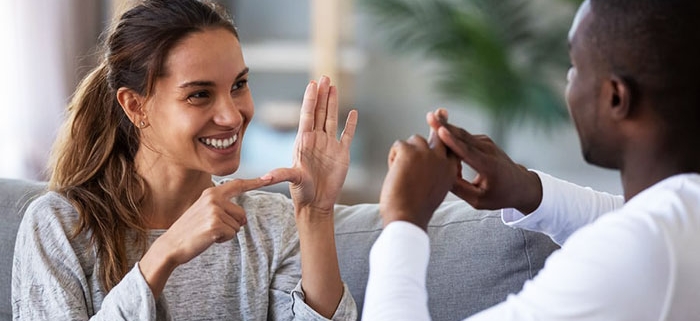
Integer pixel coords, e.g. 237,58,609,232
361,221,432,321
362,174,691,321
363,214,672,321
464,212,671,321
502,171,624,245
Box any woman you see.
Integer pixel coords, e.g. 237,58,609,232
11,0,358,320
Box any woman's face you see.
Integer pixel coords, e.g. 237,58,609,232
140,27,253,176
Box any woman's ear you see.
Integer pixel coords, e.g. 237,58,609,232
117,87,148,128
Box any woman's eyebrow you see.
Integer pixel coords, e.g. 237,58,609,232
178,67,250,89
179,80,215,89
235,67,250,80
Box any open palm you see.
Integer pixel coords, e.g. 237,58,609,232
267,77,358,214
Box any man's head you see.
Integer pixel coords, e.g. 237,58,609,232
565,0,700,169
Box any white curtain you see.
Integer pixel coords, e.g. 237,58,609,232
0,0,101,180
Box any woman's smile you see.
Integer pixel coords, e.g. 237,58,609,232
198,132,240,153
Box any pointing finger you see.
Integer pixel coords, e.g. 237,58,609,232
427,112,440,147
218,177,273,198
261,167,303,186
438,126,485,171
435,108,448,123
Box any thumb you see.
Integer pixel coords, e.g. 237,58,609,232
451,178,482,206
219,177,274,198
262,167,303,186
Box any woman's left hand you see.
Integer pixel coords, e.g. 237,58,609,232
265,76,358,216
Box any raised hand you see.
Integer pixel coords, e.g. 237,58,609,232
266,76,358,215
139,177,271,298
380,134,459,231
427,109,543,214
262,76,358,318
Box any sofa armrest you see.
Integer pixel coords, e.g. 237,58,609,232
0,179,47,321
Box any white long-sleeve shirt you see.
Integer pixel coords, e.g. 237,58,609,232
363,172,700,320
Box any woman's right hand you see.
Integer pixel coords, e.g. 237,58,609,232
138,177,271,298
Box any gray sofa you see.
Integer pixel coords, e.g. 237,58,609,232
0,178,559,320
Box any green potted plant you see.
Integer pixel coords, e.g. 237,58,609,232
360,0,583,146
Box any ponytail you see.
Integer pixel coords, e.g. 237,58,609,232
49,61,149,292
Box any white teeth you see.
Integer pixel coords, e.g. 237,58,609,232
200,134,238,149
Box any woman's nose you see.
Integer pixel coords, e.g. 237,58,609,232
213,98,244,127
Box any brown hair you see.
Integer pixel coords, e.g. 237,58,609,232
49,0,238,292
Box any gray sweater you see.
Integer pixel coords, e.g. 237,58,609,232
12,190,357,320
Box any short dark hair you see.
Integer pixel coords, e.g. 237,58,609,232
587,0,700,136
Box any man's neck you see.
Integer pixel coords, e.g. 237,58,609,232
620,145,700,201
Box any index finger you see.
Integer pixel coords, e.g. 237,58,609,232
430,130,448,156
426,112,447,155
427,110,450,149
439,123,484,151
426,109,449,131
437,126,486,170
218,177,273,198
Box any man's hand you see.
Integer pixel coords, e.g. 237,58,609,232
379,134,459,231
427,109,543,214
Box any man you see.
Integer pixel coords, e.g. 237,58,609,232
363,0,700,320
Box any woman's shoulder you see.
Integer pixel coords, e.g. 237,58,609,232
21,191,82,239
14,192,98,299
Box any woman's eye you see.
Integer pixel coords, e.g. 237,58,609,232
232,79,248,91
187,91,210,104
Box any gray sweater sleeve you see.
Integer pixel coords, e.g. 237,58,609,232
11,194,158,321
259,193,357,321
267,240,357,320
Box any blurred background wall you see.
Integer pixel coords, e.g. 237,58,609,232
0,0,621,204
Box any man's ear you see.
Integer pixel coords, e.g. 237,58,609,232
606,75,632,120
117,87,148,128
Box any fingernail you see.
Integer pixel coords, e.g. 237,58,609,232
260,174,272,181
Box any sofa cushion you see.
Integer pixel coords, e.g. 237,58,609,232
334,201,559,321
0,179,559,321
0,179,46,321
